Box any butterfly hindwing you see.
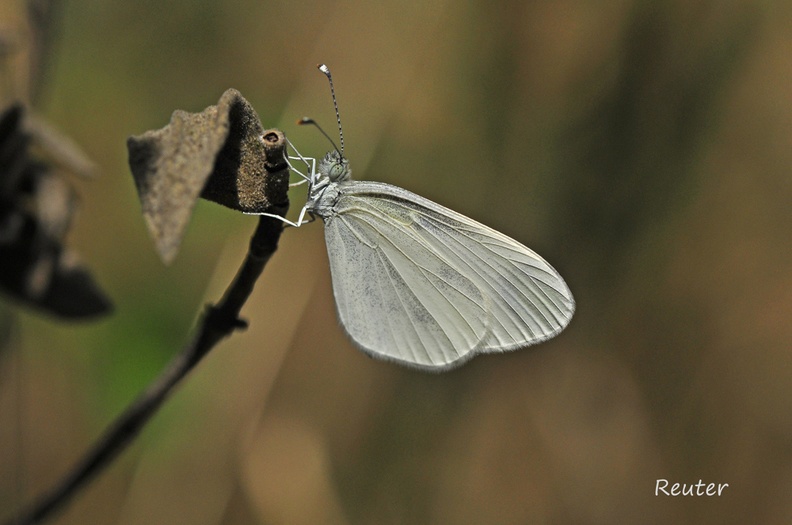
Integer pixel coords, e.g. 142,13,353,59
322,181,575,370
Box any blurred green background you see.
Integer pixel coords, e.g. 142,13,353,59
2,0,791,523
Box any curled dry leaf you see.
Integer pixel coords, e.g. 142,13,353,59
128,89,288,264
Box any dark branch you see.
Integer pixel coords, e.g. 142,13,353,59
5,133,290,525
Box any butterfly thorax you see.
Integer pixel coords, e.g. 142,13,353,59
306,151,350,217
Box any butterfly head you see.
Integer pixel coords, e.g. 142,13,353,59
319,150,351,183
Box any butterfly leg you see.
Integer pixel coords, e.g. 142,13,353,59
246,139,318,228
294,207,317,227
285,138,318,184
286,156,313,185
252,204,316,228
252,209,305,228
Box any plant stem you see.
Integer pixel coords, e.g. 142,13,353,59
6,131,290,525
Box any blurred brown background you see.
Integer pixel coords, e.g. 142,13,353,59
1,0,791,523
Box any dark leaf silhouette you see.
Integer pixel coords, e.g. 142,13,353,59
0,103,112,319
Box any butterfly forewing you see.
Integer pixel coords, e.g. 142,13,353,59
321,181,575,370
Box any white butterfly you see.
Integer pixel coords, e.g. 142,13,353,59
262,65,574,370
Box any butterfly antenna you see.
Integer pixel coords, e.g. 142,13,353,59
297,117,341,156
317,64,344,156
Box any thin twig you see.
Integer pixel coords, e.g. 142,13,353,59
6,135,290,525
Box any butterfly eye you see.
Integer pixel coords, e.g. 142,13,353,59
327,159,348,181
